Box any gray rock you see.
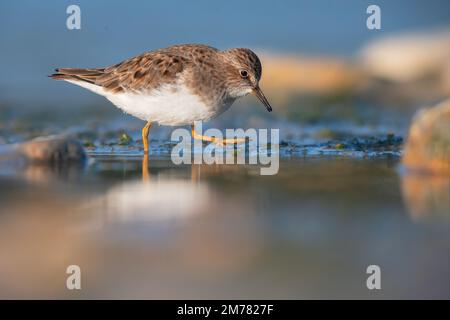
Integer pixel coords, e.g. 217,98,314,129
6,136,86,164
402,99,450,174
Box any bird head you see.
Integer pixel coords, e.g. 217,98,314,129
222,48,273,112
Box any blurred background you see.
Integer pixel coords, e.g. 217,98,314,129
0,0,449,299
1,0,450,139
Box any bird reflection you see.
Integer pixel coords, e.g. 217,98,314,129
90,159,211,222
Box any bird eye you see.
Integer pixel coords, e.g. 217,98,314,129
240,70,248,78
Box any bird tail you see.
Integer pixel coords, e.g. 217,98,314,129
49,68,105,84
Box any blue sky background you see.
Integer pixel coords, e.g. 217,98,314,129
1,0,449,108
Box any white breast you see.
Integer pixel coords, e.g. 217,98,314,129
66,79,229,126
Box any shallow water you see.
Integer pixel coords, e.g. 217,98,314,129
0,154,448,299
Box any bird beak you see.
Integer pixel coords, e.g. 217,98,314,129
253,86,273,112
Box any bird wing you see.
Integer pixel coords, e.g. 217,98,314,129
50,44,219,94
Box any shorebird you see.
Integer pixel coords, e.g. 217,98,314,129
50,44,273,153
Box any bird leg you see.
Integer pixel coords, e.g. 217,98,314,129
142,153,150,181
191,124,246,145
142,121,152,154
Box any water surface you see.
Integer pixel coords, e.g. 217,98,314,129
0,155,448,299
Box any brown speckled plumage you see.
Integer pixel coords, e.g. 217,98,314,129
51,44,265,107
50,43,273,137
51,44,273,152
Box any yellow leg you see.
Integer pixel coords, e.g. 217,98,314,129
142,121,152,154
142,153,149,181
191,125,246,145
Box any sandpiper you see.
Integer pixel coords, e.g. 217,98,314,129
50,44,273,153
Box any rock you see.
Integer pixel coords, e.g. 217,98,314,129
402,100,450,174
358,29,450,105
360,29,450,83
14,136,86,163
260,53,361,97
443,61,450,95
